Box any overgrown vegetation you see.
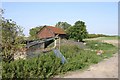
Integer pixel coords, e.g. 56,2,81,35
55,22,71,31
1,8,117,79
2,53,61,78
1,18,25,62
2,40,117,78
29,20,88,41
29,26,43,40
86,40,116,50
66,21,88,41
87,34,118,39
87,34,109,38
85,40,117,58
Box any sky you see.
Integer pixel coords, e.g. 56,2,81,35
2,2,118,36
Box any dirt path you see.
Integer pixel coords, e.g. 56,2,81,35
56,40,118,78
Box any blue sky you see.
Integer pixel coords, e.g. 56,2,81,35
2,2,118,36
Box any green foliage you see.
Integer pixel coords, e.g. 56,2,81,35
66,21,88,41
29,26,43,40
55,22,71,31
2,40,117,78
86,41,116,50
87,34,109,38
2,52,62,78
1,17,25,62
86,40,117,59
60,44,102,72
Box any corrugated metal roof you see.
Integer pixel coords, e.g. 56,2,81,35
25,37,56,48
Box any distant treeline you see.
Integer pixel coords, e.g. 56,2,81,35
87,34,117,38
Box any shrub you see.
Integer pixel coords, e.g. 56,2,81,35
60,44,102,72
2,40,117,78
2,52,61,78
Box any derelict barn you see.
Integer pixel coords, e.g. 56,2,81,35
25,26,66,58
37,26,66,48
37,26,66,39
14,26,68,63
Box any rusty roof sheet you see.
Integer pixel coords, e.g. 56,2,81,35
46,26,66,34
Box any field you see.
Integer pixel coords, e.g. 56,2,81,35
2,37,118,78
85,36,118,41
97,36,118,40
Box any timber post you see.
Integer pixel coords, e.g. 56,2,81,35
59,37,61,50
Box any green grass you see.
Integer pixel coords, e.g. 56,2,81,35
96,36,118,40
85,40,117,59
86,40,116,50
84,36,118,41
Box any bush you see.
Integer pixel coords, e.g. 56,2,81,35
2,52,62,78
61,46,102,72
2,40,117,78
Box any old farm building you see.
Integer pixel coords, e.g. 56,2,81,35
37,26,66,39
14,26,67,62
21,26,66,58
37,26,66,49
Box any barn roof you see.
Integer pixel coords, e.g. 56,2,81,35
46,26,66,34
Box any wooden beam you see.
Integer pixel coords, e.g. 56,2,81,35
59,37,61,50
54,39,57,48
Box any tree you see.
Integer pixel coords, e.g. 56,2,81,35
67,21,88,41
1,9,25,62
29,26,43,40
55,22,71,31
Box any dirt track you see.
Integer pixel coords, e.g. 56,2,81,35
56,40,118,78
